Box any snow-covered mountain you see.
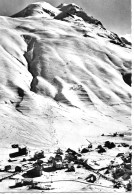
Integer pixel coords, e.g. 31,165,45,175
0,2,131,150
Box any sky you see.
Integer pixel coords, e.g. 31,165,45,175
0,0,131,35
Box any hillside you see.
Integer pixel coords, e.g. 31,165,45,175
0,1,131,151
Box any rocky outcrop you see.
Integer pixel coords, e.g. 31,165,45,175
120,37,132,46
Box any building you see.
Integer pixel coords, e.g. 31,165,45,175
54,161,63,169
23,164,42,178
67,161,75,171
34,150,44,160
55,154,62,161
52,154,63,169
9,146,28,158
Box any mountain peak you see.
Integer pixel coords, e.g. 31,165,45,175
57,3,83,12
11,1,105,29
11,1,60,18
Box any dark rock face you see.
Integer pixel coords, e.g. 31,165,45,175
122,72,132,86
120,37,132,46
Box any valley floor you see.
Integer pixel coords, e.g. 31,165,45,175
0,131,132,192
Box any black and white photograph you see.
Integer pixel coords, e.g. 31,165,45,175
0,0,132,192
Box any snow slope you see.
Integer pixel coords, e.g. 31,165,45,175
0,2,131,151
